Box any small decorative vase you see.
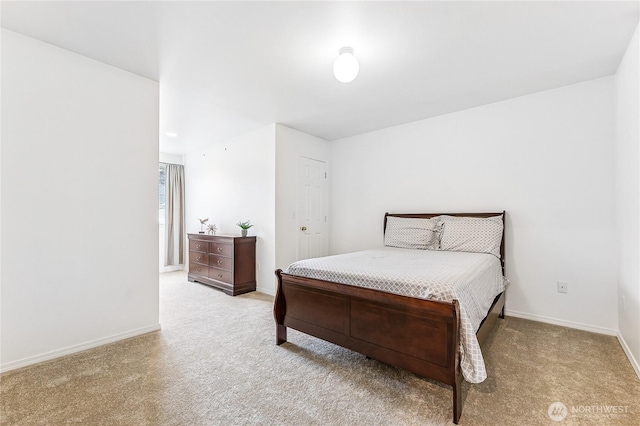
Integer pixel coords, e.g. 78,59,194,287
241,229,248,237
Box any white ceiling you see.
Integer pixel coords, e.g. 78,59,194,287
3,1,639,154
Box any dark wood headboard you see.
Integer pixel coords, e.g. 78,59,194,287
383,211,506,271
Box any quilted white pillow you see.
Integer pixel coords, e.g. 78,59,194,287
436,215,503,257
384,216,443,250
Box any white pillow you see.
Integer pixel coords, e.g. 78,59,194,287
384,216,442,250
436,215,503,257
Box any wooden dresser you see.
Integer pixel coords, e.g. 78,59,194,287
187,233,256,296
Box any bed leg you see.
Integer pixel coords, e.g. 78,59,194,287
274,269,287,345
453,370,463,424
499,305,505,319
276,324,287,345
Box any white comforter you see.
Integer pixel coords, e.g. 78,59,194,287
285,247,506,383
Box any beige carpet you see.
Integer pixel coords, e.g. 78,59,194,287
1,271,638,425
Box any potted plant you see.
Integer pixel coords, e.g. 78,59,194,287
236,220,253,237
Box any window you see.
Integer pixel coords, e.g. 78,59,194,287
159,163,167,225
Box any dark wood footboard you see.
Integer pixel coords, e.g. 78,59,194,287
274,269,465,423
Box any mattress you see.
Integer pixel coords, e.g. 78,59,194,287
285,247,506,383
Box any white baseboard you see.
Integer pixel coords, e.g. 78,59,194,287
505,309,617,336
160,265,184,273
256,285,275,297
0,324,161,373
617,332,640,379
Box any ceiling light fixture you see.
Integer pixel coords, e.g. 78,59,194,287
333,47,359,83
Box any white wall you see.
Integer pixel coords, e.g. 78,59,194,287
184,125,276,295
160,152,184,165
183,124,329,296
330,77,617,334
0,11,4,368
615,23,640,377
1,30,160,371
275,124,330,275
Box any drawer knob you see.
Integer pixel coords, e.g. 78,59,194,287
196,267,201,272
218,274,223,279
196,256,201,261
217,247,223,252
217,260,223,265
196,244,201,249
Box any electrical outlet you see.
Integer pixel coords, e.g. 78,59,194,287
557,281,568,294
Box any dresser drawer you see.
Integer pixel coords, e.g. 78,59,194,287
209,268,232,284
189,262,209,277
189,239,208,252
209,254,233,271
209,242,233,257
190,251,208,265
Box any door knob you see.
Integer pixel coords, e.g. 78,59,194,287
300,226,307,231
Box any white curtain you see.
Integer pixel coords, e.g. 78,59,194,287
164,163,185,266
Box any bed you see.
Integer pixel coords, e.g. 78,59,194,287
273,212,506,424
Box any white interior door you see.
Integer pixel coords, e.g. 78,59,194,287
298,157,328,260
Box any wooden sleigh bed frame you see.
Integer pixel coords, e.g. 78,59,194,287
274,212,506,424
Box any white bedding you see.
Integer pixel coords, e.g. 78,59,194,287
285,247,506,383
